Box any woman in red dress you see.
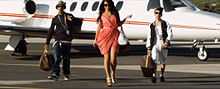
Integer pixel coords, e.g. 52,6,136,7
94,0,120,87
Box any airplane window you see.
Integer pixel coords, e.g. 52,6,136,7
116,1,123,11
169,0,186,8
92,1,99,11
36,4,49,14
81,2,88,11
163,0,175,12
70,2,77,12
147,0,161,11
163,0,186,12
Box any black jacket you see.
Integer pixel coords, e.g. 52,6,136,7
46,12,74,45
147,20,171,50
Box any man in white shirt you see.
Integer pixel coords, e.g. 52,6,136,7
146,7,173,83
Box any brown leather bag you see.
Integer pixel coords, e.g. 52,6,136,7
145,55,155,68
140,55,155,77
39,53,52,71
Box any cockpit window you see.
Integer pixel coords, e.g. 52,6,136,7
147,0,161,11
163,0,186,12
116,1,123,11
92,1,99,11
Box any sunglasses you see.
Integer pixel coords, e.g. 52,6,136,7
104,4,109,7
154,12,160,14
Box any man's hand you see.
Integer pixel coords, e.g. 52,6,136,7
162,40,171,48
67,15,73,21
43,44,49,54
147,49,152,56
93,40,97,48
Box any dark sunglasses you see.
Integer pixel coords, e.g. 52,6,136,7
104,4,109,7
154,12,160,14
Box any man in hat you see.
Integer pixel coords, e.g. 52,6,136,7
44,0,75,81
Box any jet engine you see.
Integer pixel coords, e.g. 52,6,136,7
24,0,36,15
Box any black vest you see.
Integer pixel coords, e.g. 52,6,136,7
149,20,168,49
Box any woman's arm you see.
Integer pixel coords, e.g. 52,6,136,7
166,22,173,41
95,22,102,41
119,15,132,26
146,25,152,49
164,22,173,48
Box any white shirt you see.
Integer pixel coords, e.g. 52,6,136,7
146,21,173,49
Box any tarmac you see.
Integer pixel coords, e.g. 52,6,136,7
0,37,220,89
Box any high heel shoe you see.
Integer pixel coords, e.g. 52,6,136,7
111,73,117,84
111,78,116,84
106,78,112,87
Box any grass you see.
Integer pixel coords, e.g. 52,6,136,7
192,0,220,12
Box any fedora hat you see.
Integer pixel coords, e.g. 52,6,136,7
56,0,66,9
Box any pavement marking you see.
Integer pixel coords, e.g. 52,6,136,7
0,63,220,85
0,86,45,89
0,63,220,75
0,80,53,85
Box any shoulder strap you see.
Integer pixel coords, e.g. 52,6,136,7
58,14,68,31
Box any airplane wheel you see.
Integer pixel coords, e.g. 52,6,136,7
197,47,208,61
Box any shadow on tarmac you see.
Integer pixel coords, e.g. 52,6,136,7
11,45,220,60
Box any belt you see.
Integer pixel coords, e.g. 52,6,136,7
53,41,71,47
59,41,72,44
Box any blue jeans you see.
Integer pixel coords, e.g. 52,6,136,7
52,42,71,76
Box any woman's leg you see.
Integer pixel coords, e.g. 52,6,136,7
103,53,112,86
159,49,168,82
160,64,166,82
160,64,165,76
110,46,119,83
151,47,158,83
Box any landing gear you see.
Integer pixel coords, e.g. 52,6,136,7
197,46,208,61
193,41,208,61
4,34,28,56
11,39,27,56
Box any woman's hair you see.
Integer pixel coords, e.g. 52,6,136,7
97,0,120,24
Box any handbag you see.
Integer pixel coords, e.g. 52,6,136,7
118,26,130,51
140,55,155,77
118,26,128,45
39,53,53,71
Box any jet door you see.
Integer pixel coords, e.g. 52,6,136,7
147,0,161,11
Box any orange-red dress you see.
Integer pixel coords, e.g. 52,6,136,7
96,14,119,55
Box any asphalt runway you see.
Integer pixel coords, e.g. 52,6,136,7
0,42,220,89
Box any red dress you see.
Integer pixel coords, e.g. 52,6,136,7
96,14,119,55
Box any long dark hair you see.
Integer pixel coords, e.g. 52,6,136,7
97,0,120,25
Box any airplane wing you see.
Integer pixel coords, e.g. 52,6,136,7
0,17,95,39
0,24,48,38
